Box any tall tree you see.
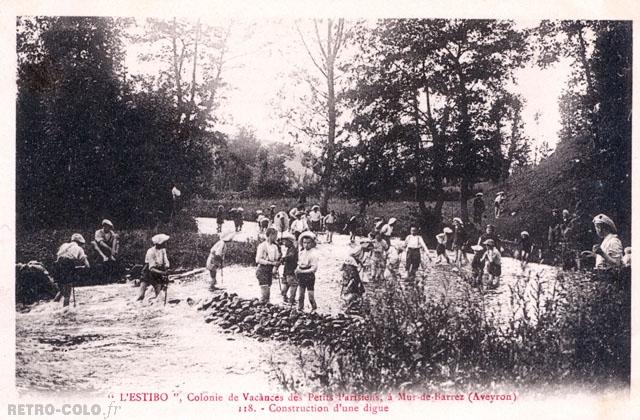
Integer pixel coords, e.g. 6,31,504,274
347,19,529,223
293,19,349,214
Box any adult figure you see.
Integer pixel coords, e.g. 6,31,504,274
92,219,120,281
296,231,319,311
255,227,281,303
472,193,485,225
54,233,90,307
138,234,170,301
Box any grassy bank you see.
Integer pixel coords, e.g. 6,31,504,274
275,271,630,393
17,227,258,279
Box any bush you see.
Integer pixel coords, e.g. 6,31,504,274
284,271,630,392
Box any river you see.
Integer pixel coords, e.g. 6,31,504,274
16,218,560,395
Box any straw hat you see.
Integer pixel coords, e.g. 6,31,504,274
71,233,86,244
483,239,495,246
270,205,276,208
389,217,397,224
521,231,529,237
592,214,616,232
312,205,320,210
475,192,483,197
101,219,114,228
471,245,484,252
298,231,317,242
453,217,463,225
443,227,453,234
152,233,170,245
237,207,244,212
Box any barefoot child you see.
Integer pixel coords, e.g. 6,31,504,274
435,228,453,264
341,241,371,312
481,239,501,288
255,228,281,303
345,215,358,244
323,210,337,244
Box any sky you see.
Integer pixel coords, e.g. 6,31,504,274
124,19,574,156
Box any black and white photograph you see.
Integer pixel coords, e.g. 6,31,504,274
4,1,636,419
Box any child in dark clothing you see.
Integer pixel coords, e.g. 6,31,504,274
345,216,358,244
518,231,533,269
216,205,225,233
279,232,298,305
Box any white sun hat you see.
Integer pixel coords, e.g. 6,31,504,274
152,233,170,245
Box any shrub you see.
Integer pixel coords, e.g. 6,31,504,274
283,271,630,392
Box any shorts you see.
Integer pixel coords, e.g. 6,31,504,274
310,220,321,231
297,272,316,291
283,273,298,287
256,265,273,286
325,223,335,232
436,243,446,255
486,262,501,276
207,255,222,271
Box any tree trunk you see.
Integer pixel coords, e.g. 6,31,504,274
319,20,337,214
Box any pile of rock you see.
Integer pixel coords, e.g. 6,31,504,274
199,292,365,350
16,261,58,305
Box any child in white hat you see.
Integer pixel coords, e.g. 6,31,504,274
138,234,170,301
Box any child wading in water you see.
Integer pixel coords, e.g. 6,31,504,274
234,207,244,232
470,245,484,287
216,205,225,233
518,231,533,269
435,228,452,264
481,239,501,288
206,233,233,291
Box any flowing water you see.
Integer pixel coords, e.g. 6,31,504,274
16,219,560,394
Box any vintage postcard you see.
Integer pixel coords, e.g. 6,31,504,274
1,0,637,419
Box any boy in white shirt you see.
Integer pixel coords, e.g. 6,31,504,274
296,231,319,311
